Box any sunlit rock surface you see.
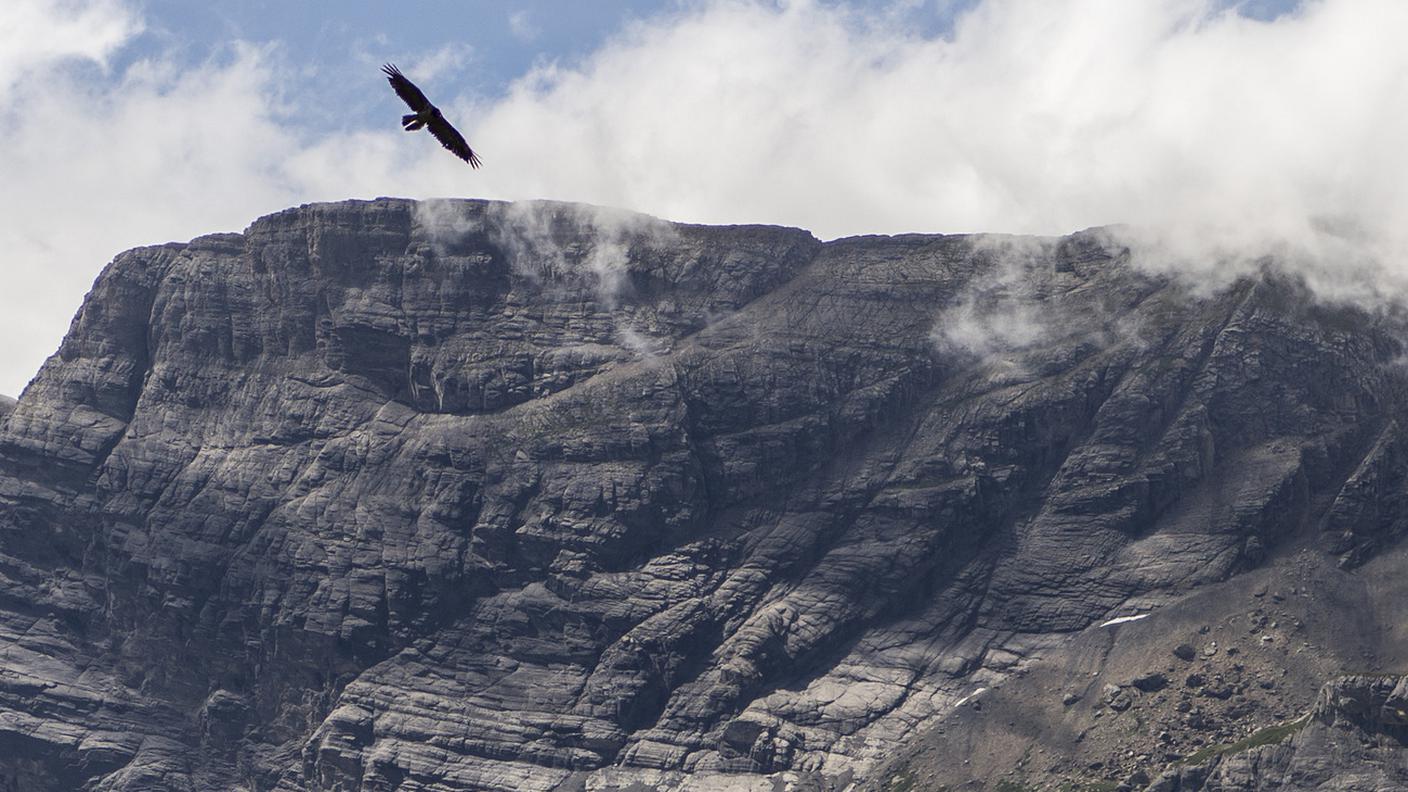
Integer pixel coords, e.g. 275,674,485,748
3,198,1408,791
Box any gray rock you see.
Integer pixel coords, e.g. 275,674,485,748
1144,675,1408,791
1105,684,1134,712
1133,673,1170,693
3,198,1408,791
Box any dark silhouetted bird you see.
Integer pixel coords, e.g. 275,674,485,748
382,63,482,168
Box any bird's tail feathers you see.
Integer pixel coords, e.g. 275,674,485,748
401,114,425,131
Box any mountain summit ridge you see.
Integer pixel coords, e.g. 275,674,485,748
2,198,1407,791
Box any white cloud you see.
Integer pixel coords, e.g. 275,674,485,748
508,10,540,43
5,0,1408,396
401,42,476,84
931,235,1059,365
0,38,303,396
468,0,1408,296
0,0,139,98
936,288,1047,361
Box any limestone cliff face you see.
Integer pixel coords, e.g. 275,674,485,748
2,198,1407,791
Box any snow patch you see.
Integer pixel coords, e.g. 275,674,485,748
953,687,988,708
1099,613,1150,628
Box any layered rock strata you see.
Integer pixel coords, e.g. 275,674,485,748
2,198,1407,791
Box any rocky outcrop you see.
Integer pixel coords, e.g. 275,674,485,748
1145,674,1408,791
2,198,1408,791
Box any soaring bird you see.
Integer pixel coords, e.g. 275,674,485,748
382,63,482,168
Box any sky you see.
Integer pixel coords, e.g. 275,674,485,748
5,0,1402,399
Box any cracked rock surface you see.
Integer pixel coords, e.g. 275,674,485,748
3,198,1408,791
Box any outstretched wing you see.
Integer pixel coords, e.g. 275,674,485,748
427,115,482,168
382,63,431,112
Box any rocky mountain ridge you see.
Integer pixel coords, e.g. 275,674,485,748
1,198,1407,791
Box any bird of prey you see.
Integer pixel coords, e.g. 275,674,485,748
382,63,482,168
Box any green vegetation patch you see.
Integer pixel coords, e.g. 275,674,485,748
880,769,922,792
1180,715,1310,766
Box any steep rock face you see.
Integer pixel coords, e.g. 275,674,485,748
1,198,1407,791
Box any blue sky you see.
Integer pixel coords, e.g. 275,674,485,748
6,0,1401,399
137,2,681,83
128,2,673,119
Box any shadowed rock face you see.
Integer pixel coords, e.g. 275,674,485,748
2,198,1408,791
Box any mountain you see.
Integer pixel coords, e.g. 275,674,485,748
2,198,1406,792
